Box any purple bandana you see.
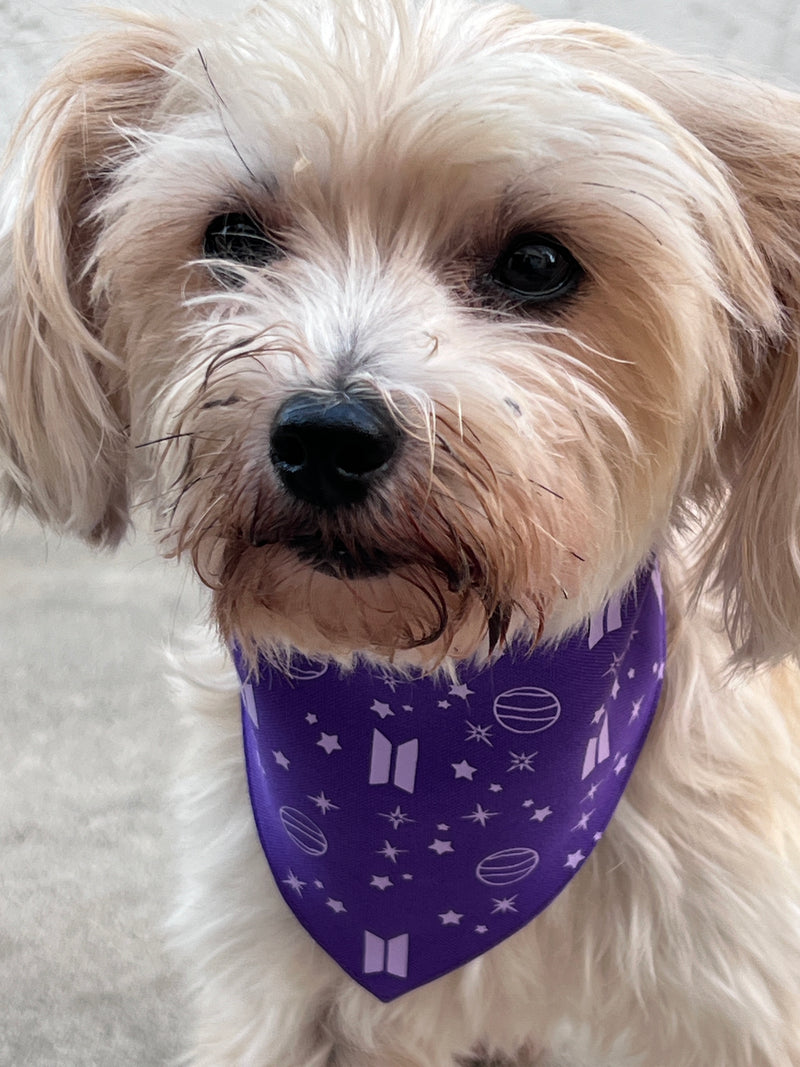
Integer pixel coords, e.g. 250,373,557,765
234,562,666,1001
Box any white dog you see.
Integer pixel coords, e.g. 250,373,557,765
2,1,800,1064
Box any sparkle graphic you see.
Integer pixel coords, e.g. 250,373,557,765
370,875,393,891
439,910,463,925
449,683,474,700
583,782,601,802
305,713,318,725
317,732,342,755
614,754,628,775
429,839,454,855
462,803,499,827
377,841,406,864
452,759,477,780
629,697,643,723
465,721,493,746
565,850,585,869
273,750,290,770
283,871,306,896
610,677,621,700
371,700,394,719
508,751,537,773
308,791,339,814
326,898,346,913
572,810,593,831
491,895,518,914
530,806,552,823
380,806,415,829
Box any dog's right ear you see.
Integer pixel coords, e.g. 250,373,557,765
0,18,182,545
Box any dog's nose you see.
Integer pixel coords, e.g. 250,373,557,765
270,392,400,508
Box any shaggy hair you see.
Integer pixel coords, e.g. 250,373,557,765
2,1,800,1064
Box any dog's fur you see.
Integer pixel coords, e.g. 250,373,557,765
2,1,800,1063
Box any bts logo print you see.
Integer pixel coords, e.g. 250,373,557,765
235,560,666,1001
363,932,410,978
369,730,419,793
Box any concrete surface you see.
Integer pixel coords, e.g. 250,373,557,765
1,1,799,1064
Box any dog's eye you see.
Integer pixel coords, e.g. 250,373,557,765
203,212,282,267
489,233,582,304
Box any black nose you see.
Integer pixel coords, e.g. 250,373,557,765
270,392,401,509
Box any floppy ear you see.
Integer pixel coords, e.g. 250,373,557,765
533,22,800,667
0,17,182,545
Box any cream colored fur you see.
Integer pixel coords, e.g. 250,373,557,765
2,1,800,1063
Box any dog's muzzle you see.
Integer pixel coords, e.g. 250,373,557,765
269,391,401,510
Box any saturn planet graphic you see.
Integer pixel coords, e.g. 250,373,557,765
493,686,561,734
279,806,329,856
476,847,540,886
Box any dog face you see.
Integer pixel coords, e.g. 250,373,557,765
2,0,800,666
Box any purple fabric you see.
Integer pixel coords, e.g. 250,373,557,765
234,561,666,1001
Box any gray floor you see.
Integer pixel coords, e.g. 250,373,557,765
2,0,800,1064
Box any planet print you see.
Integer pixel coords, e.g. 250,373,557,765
493,686,561,734
286,660,329,682
475,847,540,886
279,806,329,856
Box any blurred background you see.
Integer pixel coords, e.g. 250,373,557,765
1,1,798,1063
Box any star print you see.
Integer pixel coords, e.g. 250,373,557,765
326,898,346,913
591,705,606,725
308,791,339,814
614,754,628,775
429,839,454,855
380,806,415,829
465,721,493,746
530,806,552,823
583,782,600,802
439,910,463,925
572,810,593,831
610,678,621,700
491,895,518,914
371,700,394,719
508,751,537,773
449,682,474,700
401,873,413,880
627,668,636,679
593,832,603,843
488,783,503,793
313,880,324,889
629,697,643,722
282,871,306,896
402,705,413,712
522,799,535,808
376,840,406,864
437,700,451,709
317,732,342,755
437,823,450,831
370,875,393,891
273,750,290,770
565,850,585,869
305,713,318,725
452,759,477,780
462,803,499,827
475,924,488,934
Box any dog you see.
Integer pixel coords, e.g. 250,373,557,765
2,0,800,1063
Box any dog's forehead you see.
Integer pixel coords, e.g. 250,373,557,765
163,1,672,198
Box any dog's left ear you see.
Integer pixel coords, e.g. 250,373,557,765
0,17,182,545
536,24,800,667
